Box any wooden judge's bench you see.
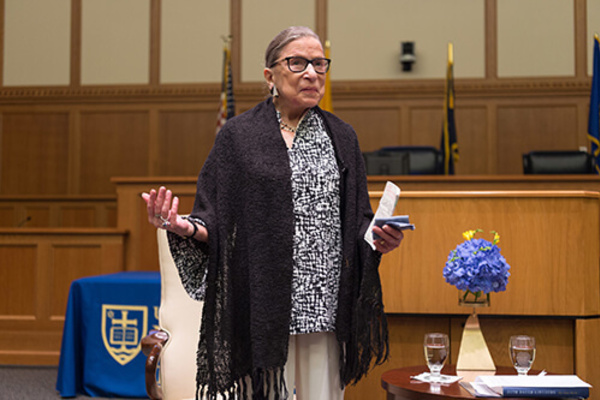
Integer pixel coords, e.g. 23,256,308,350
111,175,600,400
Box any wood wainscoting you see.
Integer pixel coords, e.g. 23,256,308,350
0,195,117,228
0,76,594,197
0,228,127,365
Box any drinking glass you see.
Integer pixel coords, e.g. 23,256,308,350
509,335,536,375
424,333,449,383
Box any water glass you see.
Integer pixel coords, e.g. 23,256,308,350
509,335,536,375
424,333,449,382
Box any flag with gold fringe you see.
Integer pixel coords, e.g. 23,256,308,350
320,40,333,112
441,42,458,175
588,34,600,174
216,38,235,135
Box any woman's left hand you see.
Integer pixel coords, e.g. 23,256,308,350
372,224,404,254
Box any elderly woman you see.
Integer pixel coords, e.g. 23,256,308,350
142,26,404,400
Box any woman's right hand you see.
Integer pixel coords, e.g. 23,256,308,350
141,186,208,242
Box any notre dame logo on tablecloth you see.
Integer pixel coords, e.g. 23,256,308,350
101,304,148,366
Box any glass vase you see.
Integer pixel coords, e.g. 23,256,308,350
458,289,490,308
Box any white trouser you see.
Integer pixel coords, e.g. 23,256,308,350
283,332,345,400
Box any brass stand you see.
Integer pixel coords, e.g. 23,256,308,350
456,310,496,376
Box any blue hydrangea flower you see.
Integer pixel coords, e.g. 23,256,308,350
443,232,511,295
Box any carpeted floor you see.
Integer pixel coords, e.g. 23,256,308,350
0,365,147,400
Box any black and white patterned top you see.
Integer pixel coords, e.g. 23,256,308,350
280,109,342,334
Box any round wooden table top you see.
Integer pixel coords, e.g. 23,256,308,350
381,365,544,400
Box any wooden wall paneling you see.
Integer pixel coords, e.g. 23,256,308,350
484,0,498,79
0,244,37,317
79,110,150,195
334,102,402,152
0,206,13,227
106,204,117,227
23,206,51,227
148,108,159,175
574,0,588,79
156,108,218,176
60,206,96,227
315,0,327,42
453,106,488,175
50,244,105,318
68,109,81,194
496,103,580,175
0,197,117,228
0,229,127,365
70,0,81,87
487,103,499,173
1,112,70,195
409,105,443,146
579,100,591,148
149,0,161,86
576,318,600,397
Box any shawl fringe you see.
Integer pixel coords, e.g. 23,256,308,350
339,244,389,388
195,367,288,400
340,296,390,387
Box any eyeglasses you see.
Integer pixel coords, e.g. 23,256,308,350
271,56,331,74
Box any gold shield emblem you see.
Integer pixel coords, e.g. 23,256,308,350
101,304,148,366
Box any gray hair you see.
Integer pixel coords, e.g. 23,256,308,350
265,26,321,68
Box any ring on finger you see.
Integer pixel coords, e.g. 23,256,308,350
162,221,170,228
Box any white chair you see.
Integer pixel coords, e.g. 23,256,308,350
142,229,203,400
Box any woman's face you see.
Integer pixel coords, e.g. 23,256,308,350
264,36,326,114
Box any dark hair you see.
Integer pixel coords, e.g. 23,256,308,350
265,26,321,68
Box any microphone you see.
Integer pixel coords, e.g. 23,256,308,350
17,216,31,227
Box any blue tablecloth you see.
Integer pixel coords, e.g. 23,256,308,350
56,271,160,398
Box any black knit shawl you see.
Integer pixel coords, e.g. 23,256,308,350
181,98,387,399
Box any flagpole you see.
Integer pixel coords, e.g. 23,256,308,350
441,42,458,175
443,43,453,174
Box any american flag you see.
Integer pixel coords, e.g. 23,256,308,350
216,41,235,135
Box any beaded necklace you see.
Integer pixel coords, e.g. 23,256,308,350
279,120,297,133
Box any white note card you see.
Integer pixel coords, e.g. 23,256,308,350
364,181,401,249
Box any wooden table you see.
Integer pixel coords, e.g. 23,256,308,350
381,366,549,400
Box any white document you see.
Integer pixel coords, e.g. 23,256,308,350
364,181,401,249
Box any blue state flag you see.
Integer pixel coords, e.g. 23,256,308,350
441,43,458,175
588,34,600,174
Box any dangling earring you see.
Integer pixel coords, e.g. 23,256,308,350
271,85,279,97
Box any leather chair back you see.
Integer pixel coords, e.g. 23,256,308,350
379,146,444,175
363,151,409,175
523,150,595,174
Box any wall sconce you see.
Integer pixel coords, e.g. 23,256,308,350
400,41,416,72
